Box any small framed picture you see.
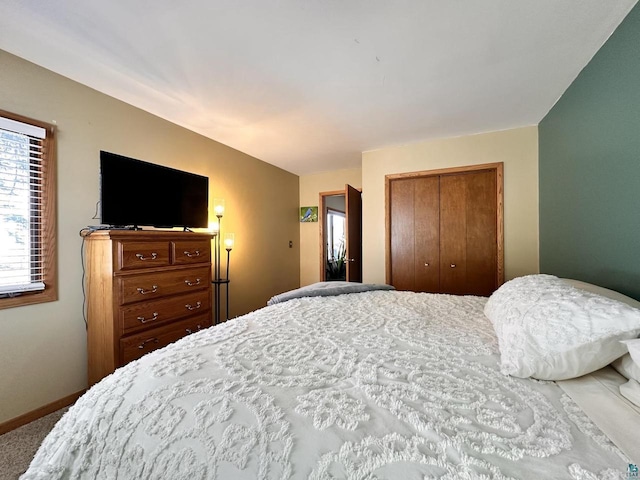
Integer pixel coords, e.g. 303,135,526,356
300,206,318,223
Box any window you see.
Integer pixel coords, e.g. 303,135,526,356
325,208,346,281
326,208,345,261
0,110,57,309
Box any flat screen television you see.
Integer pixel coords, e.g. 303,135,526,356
100,151,209,229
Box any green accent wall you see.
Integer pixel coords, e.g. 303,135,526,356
539,2,640,300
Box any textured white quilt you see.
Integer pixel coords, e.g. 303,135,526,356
22,291,629,479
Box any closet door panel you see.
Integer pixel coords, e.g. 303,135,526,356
389,179,416,290
414,176,440,292
465,170,498,296
439,174,467,295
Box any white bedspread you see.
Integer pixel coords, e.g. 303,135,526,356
22,291,629,479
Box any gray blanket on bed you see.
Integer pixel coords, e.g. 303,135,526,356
266,281,395,305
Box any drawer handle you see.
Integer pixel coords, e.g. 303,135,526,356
186,324,204,335
183,250,201,258
138,338,159,349
137,285,159,295
450,264,456,268
137,312,159,324
185,278,201,287
185,301,202,311
135,253,158,261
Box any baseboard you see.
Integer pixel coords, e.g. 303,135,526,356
0,389,85,436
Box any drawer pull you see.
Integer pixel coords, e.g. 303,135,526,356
186,324,204,335
185,301,202,311
183,250,201,258
137,312,159,324
185,278,201,287
137,285,159,295
138,338,159,349
135,253,158,261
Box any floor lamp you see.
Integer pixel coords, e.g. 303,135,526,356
211,199,233,324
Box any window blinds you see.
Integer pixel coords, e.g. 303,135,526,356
0,116,47,295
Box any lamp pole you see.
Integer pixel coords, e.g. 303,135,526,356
215,215,221,324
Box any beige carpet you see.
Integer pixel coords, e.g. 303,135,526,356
0,408,67,480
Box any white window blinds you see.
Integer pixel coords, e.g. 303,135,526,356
0,116,47,295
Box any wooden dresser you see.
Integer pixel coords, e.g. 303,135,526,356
83,230,214,385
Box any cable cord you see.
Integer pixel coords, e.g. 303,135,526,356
79,227,93,329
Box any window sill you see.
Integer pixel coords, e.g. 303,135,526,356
0,286,58,310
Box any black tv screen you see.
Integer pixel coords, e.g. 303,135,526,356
100,151,209,228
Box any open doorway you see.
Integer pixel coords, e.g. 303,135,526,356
325,196,346,281
320,185,362,282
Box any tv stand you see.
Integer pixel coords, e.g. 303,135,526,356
82,229,214,385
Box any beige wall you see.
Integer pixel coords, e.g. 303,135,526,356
362,126,539,284
0,50,300,424
299,168,362,286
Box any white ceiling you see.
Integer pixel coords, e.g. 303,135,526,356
0,1,636,175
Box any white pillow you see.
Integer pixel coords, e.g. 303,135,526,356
623,338,640,364
484,274,640,380
562,280,640,381
562,279,640,309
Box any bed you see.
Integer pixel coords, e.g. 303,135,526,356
21,276,640,479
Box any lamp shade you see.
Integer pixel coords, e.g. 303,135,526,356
213,198,225,217
224,233,235,250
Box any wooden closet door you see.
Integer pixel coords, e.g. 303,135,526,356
465,171,498,295
387,163,502,296
440,170,497,296
414,176,440,292
389,176,440,292
389,179,416,291
439,174,467,294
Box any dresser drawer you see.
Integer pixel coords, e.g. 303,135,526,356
116,241,171,271
117,266,211,305
119,290,212,335
172,239,212,265
119,313,212,365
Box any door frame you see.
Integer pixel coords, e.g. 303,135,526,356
319,186,363,282
319,190,346,281
384,162,504,287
